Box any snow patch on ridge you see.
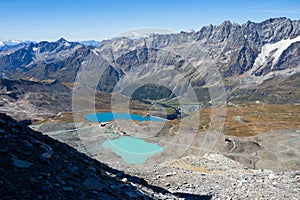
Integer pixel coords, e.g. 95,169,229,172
91,49,101,56
252,35,300,72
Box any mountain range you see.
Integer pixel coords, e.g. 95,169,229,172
0,17,299,121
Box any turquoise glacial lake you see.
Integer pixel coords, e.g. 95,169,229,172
85,112,166,122
102,137,164,164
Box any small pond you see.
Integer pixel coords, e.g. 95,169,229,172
102,137,163,164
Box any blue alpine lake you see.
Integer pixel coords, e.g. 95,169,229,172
85,112,166,122
102,137,163,164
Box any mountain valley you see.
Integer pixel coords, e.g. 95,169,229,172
1,17,300,199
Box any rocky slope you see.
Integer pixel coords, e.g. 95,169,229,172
129,154,300,200
0,113,214,199
0,78,72,120
35,120,300,199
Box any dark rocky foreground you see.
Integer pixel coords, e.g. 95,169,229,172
0,113,211,200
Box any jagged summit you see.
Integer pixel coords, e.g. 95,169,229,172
57,37,68,43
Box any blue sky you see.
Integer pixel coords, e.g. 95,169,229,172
0,0,300,41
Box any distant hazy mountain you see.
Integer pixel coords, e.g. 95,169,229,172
0,40,34,53
0,40,24,47
77,40,101,46
0,17,299,104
